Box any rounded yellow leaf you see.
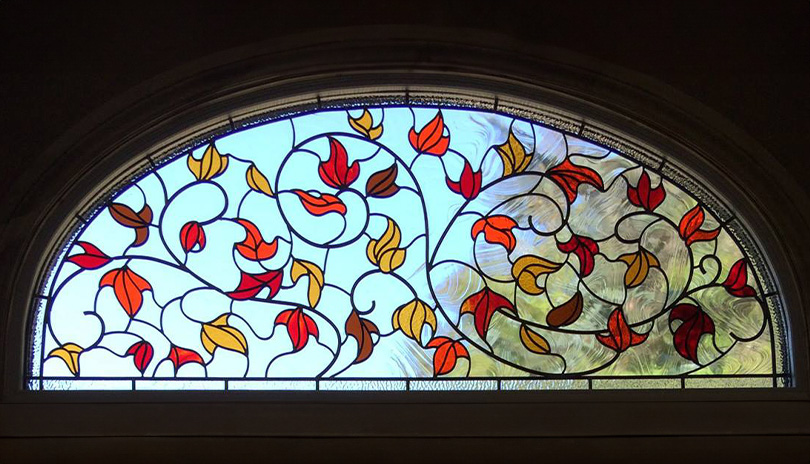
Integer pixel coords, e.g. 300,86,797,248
47,343,83,376
618,248,660,288
496,131,532,176
519,325,551,355
392,299,437,343
366,218,405,272
290,259,324,307
348,109,383,140
246,164,274,196
201,316,247,355
512,255,562,295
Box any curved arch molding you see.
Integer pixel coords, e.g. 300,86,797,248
28,100,791,390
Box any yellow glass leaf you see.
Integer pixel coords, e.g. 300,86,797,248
519,325,551,355
348,109,383,140
511,255,562,295
290,259,324,307
618,248,660,288
496,131,532,176
366,218,406,273
47,343,83,375
392,299,437,344
201,314,248,355
246,163,274,196
187,143,229,181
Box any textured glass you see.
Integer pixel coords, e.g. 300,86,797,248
30,105,788,390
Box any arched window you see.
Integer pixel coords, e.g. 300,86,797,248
28,96,791,391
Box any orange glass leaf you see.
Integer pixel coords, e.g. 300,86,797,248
471,215,518,252
426,337,469,376
234,219,278,261
596,308,648,352
293,189,347,216
99,267,152,317
408,111,450,155
678,205,720,245
274,308,319,352
460,287,516,340
547,158,604,203
168,346,204,373
226,270,282,300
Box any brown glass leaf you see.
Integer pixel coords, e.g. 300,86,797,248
109,203,151,228
345,310,379,363
545,291,583,327
365,164,399,198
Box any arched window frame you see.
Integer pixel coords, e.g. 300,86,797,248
1,30,808,440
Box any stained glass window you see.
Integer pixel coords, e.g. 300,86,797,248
28,104,790,391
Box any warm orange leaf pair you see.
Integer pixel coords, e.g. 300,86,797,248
596,308,648,352
409,111,450,156
293,190,347,216
471,215,518,253
547,157,604,203
99,266,152,317
235,219,278,261
678,205,720,245
426,337,469,376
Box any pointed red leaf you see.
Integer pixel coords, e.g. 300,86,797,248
168,346,204,372
67,241,111,269
126,340,154,374
318,137,360,189
678,205,720,245
446,160,482,200
722,259,757,298
226,270,283,300
179,221,206,253
460,287,516,340
557,234,599,277
627,170,666,211
547,158,604,203
274,308,319,352
669,303,715,363
408,111,450,155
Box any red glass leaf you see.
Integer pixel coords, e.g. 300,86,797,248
126,340,153,374
293,189,347,216
408,111,450,156
226,270,282,300
627,170,666,211
678,205,720,245
345,310,379,363
168,346,204,372
596,308,648,352
669,303,715,363
99,267,152,317
460,287,516,340
426,337,469,376
722,259,757,298
547,158,604,203
446,160,482,200
179,221,206,253
234,219,278,261
557,234,599,277
471,215,518,252
318,137,360,189
66,241,111,269
274,308,319,352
